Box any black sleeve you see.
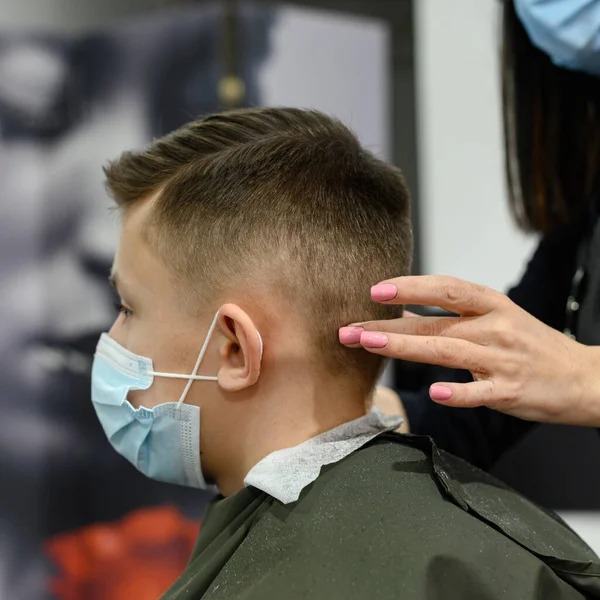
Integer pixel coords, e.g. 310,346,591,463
398,224,583,470
506,223,583,332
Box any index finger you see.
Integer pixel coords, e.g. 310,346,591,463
372,275,504,316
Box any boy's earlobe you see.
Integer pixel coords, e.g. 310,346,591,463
217,304,262,392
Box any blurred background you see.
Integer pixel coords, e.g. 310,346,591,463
0,0,597,598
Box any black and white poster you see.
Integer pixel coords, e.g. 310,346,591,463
0,5,270,598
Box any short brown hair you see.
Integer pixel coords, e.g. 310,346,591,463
105,107,412,392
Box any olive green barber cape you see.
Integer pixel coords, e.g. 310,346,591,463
161,434,600,600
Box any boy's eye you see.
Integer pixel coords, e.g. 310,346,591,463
114,302,133,319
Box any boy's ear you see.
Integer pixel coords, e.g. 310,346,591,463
217,303,262,392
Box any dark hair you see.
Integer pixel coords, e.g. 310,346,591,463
502,1,600,234
104,107,412,391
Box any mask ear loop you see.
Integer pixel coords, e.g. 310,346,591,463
176,311,220,409
257,330,263,359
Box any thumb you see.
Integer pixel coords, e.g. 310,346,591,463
429,380,496,408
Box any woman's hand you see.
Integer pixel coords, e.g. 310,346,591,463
340,275,600,427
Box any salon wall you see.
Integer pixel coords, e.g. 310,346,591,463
414,0,536,293
258,7,389,162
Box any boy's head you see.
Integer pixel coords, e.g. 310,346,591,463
104,107,412,479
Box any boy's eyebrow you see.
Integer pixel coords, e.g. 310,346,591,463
109,270,137,302
109,270,119,291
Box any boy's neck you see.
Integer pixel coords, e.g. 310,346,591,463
212,373,371,497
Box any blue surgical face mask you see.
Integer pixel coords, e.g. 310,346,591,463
515,0,600,77
91,311,224,489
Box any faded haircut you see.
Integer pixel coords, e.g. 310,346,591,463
104,107,413,392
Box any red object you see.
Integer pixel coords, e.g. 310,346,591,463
46,506,200,600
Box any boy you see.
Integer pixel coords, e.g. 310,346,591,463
92,107,600,599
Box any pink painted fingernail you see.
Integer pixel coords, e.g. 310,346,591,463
360,332,389,348
339,326,364,344
430,385,453,401
371,283,398,302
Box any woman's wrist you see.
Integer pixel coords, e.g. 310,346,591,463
576,344,600,428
